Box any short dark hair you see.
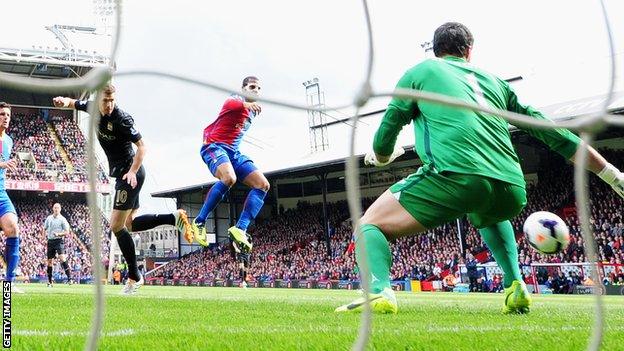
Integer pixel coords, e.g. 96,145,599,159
0,102,11,110
242,76,259,88
433,22,473,58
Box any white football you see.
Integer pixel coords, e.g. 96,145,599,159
523,211,570,254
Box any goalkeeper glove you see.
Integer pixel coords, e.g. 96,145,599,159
598,163,624,199
364,146,405,167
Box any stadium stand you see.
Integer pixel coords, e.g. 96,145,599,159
50,114,109,183
10,111,65,179
9,108,109,184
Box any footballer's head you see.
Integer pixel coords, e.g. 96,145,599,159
0,102,11,131
433,22,473,61
98,84,117,116
241,76,261,102
53,202,62,215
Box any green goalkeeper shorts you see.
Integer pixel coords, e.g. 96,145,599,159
389,170,527,229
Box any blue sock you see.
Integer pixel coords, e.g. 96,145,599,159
195,181,229,224
5,237,20,282
237,189,267,231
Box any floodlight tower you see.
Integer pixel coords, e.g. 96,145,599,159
303,78,329,153
45,25,98,51
421,41,434,58
93,0,117,34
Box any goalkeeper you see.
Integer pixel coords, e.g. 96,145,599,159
336,22,624,314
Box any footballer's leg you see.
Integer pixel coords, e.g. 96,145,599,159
194,145,235,246
111,176,145,295
502,279,532,314
478,222,532,314
124,166,193,243
58,251,72,284
477,221,531,314
46,255,54,287
230,160,268,252
130,209,194,245
239,261,248,289
111,209,142,294
0,196,23,294
470,181,530,314
335,190,424,314
336,172,490,313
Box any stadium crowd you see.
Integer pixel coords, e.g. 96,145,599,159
8,109,109,184
10,111,65,173
50,115,109,183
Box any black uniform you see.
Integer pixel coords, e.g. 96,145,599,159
47,239,64,259
75,101,145,210
232,241,251,268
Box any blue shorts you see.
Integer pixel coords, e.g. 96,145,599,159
200,143,258,181
0,191,16,218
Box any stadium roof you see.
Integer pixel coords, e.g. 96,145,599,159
0,23,111,82
0,46,109,105
538,91,624,119
0,47,106,80
313,90,624,128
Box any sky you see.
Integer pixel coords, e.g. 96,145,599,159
2,0,624,213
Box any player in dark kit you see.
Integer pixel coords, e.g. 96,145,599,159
53,85,193,295
231,240,251,288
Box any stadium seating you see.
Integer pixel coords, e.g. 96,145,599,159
8,110,109,184
10,112,65,177
50,115,109,183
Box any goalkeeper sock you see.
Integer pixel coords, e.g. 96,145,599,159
237,189,267,231
478,220,522,288
196,181,229,224
356,224,392,294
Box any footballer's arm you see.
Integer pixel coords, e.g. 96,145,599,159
52,96,77,109
122,139,146,189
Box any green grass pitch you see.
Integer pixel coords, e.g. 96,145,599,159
8,284,624,350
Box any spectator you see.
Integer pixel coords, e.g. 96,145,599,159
443,272,456,291
466,252,479,292
113,269,121,285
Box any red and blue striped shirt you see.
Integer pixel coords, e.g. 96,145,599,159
203,95,257,150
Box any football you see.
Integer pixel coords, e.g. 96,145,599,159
523,211,571,254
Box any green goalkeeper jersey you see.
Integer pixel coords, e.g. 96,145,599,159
374,55,581,187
